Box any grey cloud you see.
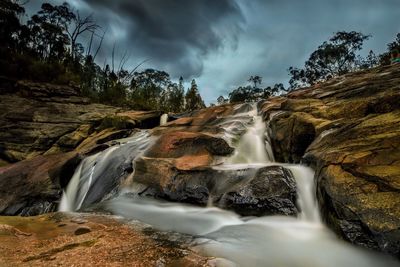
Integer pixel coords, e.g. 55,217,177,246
81,0,245,78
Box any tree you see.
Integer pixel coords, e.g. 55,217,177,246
129,69,170,110
185,79,205,111
359,50,379,69
229,75,269,103
167,77,185,112
0,0,25,51
65,12,99,61
28,3,74,60
248,75,262,88
288,31,370,89
379,33,400,65
162,82,185,113
217,95,228,105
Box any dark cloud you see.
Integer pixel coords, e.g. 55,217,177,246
79,0,244,78
24,0,400,104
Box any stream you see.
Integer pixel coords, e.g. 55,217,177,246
60,104,399,267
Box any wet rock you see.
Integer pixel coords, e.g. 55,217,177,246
0,152,80,215
135,158,298,217
134,157,212,205
145,131,234,159
221,166,298,216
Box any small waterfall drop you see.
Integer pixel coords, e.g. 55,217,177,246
227,115,272,164
160,114,168,126
286,165,321,222
59,130,152,212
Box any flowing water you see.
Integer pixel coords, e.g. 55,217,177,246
160,113,168,126
60,104,399,267
59,130,153,211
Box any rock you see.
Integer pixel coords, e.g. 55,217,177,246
145,131,234,159
0,213,211,266
0,80,162,163
135,157,298,216
134,157,212,205
0,152,80,215
221,166,298,216
261,65,400,258
74,226,91,235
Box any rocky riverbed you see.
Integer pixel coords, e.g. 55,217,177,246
0,65,399,264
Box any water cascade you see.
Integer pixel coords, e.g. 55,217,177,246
160,113,168,126
60,104,399,267
59,130,153,212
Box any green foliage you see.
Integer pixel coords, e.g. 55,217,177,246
217,95,228,105
379,33,400,65
185,79,206,111
129,69,168,110
228,76,285,103
288,31,370,89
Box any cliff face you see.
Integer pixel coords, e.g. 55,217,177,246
0,79,161,164
260,64,400,257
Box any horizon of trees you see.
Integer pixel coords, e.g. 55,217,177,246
0,1,206,113
216,30,400,104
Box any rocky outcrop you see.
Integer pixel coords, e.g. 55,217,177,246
0,80,162,163
0,212,211,266
221,166,297,216
0,152,81,215
260,65,400,258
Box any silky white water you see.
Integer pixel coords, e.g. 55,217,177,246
160,113,168,126
61,104,399,266
59,130,153,212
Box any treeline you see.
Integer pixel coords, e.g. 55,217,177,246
0,1,206,112
219,31,400,104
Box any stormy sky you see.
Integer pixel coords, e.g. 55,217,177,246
26,0,400,104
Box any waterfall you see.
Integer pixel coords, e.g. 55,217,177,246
222,106,320,223
286,165,321,222
59,103,398,267
160,114,168,126
59,130,152,212
227,116,272,164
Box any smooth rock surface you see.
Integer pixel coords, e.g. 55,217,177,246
0,212,211,266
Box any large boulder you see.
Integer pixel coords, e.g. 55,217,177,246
221,166,297,216
0,152,81,215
